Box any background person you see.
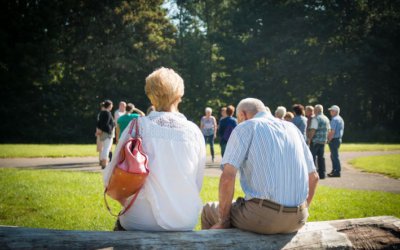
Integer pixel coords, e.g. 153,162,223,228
275,106,287,120
200,107,217,162
308,104,331,179
114,101,126,122
96,102,106,153
103,67,206,231
292,104,308,141
115,103,145,143
201,98,319,234
96,100,115,169
327,105,345,177
284,111,294,121
218,105,237,157
305,105,315,147
219,107,227,123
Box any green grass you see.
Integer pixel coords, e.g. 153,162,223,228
0,144,100,158
0,169,399,231
349,154,400,179
337,143,400,152
1,143,399,158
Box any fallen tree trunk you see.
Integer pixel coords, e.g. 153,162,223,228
1,216,399,249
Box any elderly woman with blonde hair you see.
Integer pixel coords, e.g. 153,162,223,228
103,67,206,231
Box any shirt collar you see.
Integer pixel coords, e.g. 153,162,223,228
148,110,186,120
254,111,272,119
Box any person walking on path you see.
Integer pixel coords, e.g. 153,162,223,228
201,98,319,234
96,100,115,169
201,107,217,162
327,105,345,177
218,105,237,157
292,104,308,141
308,104,331,179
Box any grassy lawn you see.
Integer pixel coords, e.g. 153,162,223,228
0,144,101,158
1,143,400,158
349,154,400,179
0,169,399,231
337,143,400,152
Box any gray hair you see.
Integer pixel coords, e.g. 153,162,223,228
275,106,287,119
236,98,267,116
205,107,212,114
315,104,324,114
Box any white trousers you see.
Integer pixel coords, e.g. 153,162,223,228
100,136,113,160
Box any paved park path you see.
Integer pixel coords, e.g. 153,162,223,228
0,151,399,193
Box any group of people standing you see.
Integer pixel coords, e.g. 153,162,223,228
95,100,145,168
273,104,345,179
199,101,345,180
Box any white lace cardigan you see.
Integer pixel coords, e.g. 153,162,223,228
103,111,206,231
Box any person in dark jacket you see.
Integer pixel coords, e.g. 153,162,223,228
218,105,237,157
96,100,115,168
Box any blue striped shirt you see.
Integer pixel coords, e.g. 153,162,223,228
221,112,316,207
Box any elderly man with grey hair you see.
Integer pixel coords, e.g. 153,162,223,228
274,106,287,119
327,105,344,177
201,98,319,234
308,104,331,179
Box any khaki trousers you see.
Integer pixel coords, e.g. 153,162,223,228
201,197,308,234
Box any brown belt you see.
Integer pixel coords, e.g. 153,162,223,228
250,198,307,213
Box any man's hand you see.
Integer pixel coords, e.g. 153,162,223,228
213,164,237,230
211,220,231,229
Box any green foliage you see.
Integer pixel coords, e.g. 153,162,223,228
1,0,176,143
349,154,400,179
0,169,399,231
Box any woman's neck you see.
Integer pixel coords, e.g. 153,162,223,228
157,103,179,113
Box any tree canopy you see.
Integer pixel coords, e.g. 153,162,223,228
1,0,399,142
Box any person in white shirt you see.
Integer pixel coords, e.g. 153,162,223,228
114,101,127,122
103,67,206,231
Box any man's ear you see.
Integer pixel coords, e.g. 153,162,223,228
242,111,248,120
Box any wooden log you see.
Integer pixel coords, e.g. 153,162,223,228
1,216,399,249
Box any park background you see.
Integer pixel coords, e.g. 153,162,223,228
1,0,400,235
1,0,400,144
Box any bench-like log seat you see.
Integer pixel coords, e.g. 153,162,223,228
1,216,399,249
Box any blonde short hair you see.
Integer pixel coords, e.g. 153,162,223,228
145,67,184,111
